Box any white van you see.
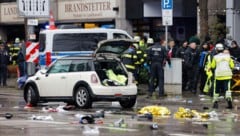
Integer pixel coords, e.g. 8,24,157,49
38,28,132,67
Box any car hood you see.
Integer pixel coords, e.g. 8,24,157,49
95,39,134,58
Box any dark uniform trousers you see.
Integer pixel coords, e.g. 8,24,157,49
0,65,7,86
149,62,164,96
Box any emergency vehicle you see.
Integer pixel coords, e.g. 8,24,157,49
25,28,132,75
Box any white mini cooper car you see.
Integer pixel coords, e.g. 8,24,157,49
23,39,137,108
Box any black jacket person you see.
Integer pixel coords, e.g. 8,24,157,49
0,43,9,86
147,40,171,97
183,42,199,93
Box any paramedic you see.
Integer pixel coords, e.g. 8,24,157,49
211,43,234,109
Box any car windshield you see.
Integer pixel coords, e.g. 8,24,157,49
97,41,132,54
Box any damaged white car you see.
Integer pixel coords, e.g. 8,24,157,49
23,39,137,109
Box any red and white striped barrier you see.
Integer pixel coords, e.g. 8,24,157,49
26,42,39,63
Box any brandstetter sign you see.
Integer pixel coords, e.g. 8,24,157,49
58,0,117,20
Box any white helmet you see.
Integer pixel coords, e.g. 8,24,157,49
132,43,139,49
147,38,154,44
15,37,20,43
134,36,141,42
215,43,224,51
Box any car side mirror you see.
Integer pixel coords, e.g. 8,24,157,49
40,69,47,75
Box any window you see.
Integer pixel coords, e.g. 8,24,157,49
113,33,130,39
69,60,91,72
39,34,46,52
53,33,107,52
48,60,72,73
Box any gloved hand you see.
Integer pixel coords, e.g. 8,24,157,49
168,64,172,68
143,63,150,72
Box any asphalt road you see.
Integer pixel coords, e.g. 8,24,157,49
1,81,240,136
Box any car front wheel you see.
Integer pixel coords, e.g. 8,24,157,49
74,87,92,109
24,85,39,106
119,97,136,109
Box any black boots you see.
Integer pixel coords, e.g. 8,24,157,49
226,99,233,109
213,100,233,109
213,101,218,109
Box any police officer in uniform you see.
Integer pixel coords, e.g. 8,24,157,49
184,42,199,93
176,41,188,91
0,42,9,87
147,38,171,98
211,43,234,109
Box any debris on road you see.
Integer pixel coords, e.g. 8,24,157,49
109,118,127,128
75,114,95,124
42,106,68,113
137,113,153,121
29,115,54,121
150,123,159,130
138,105,171,116
82,126,99,135
5,113,13,119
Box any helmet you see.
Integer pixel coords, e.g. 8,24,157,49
134,36,141,42
147,38,154,44
215,43,224,51
132,43,139,49
15,37,20,43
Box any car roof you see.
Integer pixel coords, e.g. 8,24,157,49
40,28,129,34
58,55,93,60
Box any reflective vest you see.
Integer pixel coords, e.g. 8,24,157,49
211,53,234,80
135,49,147,65
9,45,20,65
121,50,138,72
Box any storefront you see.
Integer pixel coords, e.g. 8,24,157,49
126,0,197,43
0,0,131,42
57,0,118,28
0,2,25,42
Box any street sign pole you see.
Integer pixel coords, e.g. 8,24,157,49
162,0,173,50
165,25,168,49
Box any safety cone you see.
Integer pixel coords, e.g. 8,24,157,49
49,11,56,30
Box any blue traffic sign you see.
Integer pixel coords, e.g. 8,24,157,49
161,0,173,9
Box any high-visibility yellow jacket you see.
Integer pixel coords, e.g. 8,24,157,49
211,53,234,80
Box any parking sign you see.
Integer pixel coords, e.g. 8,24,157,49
162,0,173,26
162,0,173,9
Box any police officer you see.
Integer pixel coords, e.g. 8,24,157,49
211,43,234,109
0,42,10,87
121,44,138,81
176,41,188,91
184,42,199,93
17,42,26,77
147,38,171,98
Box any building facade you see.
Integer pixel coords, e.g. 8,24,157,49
0,0,131,42
126,0,197,43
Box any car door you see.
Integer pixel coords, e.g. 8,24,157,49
39,59,72,97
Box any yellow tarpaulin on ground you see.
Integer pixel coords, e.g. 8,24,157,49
138,106,171,116
174,107,209,119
